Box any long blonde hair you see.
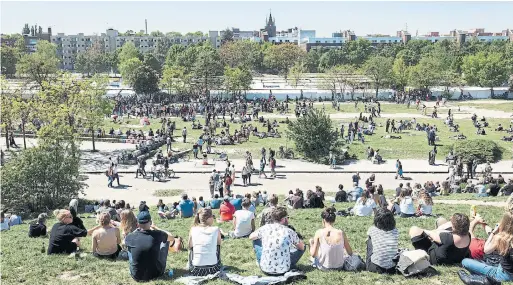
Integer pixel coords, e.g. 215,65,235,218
194,208,213,226
120,209,137,236
420,190,433,206
496,212,513,256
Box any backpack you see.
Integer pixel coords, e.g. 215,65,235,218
343,254,365,272
396,250,437,277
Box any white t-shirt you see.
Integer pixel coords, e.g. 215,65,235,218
233,209,254,237
254,223,300,275
353,198,376,216
400,196,415,215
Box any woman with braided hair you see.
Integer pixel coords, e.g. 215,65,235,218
309,206,353,270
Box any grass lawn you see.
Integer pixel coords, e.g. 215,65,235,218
101,106,513,160
432,193,511,202
463,102,513,113
0,201,508,285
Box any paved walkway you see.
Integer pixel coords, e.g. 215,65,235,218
80,172,512,207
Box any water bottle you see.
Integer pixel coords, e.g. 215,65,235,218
168,269,174,278
41,242,45,253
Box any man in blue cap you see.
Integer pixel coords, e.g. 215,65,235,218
125,211,177,282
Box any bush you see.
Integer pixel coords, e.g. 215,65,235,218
453,139,503,164
1,145,84,214
287,109,342,163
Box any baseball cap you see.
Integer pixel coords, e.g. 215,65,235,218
137,211,151,224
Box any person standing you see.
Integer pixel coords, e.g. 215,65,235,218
209,170,216,198
259,158,267,179
166,136,172,152
182,127,187,143
395,159,404,179
113,163,120,187
261,147,266,165
269,157,276,178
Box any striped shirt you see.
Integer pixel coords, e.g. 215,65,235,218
367,226,399,269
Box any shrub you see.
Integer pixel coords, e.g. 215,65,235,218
453,139,502,164
287,108,342,163
1,145,84,214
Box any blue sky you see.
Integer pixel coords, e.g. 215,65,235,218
1,1,512,37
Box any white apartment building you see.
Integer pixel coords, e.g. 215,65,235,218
51,28,208,70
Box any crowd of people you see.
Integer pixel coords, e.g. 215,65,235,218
11,188,510,284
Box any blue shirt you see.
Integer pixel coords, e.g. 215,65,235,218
231,198,242,210
178,200,194,218
210,199,221,209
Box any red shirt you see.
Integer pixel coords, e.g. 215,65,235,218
220,202,235,221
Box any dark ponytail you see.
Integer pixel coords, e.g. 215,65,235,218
321,206,337,224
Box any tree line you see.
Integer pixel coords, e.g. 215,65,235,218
3,34,513,100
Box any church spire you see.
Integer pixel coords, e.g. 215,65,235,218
269,9,273,24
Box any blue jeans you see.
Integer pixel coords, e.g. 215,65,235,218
476,193,488,197
252,239,305,272
462,258,513,282
107,176,113,187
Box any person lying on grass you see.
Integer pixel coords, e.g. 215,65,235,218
310,206,354,271
409,213,471,266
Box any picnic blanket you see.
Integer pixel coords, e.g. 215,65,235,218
175,270,307,285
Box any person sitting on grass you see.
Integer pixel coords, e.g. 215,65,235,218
366,208,399,274
459,212,513,284
335,184,348,202
219,196,236,222
409,213,471,266
249,206,305,276
259,194,279,226
188,208,222,276
398,189,415,218
47,209,88,255
231,195,243,211
29,213,48,238
230,198,255,238
352,191,377,217
416,190,433,216
209,194,222,209
305,190,324,209
178,194,194,218
125,211,178,282
310,206,353,270
91,212,122,260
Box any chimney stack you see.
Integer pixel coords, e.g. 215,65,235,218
145,19,147,35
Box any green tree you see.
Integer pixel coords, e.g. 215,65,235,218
1,144,83,213
392,57,410,91
264,43,306,77
288,61,307,87
345,38,372,66
220,28,234,45
82,75,113,151
143,53,162,75
223,67,252,96
131,63,160,101
318,49,348,71
152,38,170,67
165,31,183,37
0,76,16,149
303,48,324,73
165,45,186,66
409,56,441,91
119,57,143,85
219,40,263,71
453,139,502,164
118,42,141,64
192,46,223,96
0,34,25,77
16,41,59,89
462,51,511,96
288,109,341,162
161,65,191,97
363,56,393,97
174,46,199,74
150,30,165,37
74,42,107,76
